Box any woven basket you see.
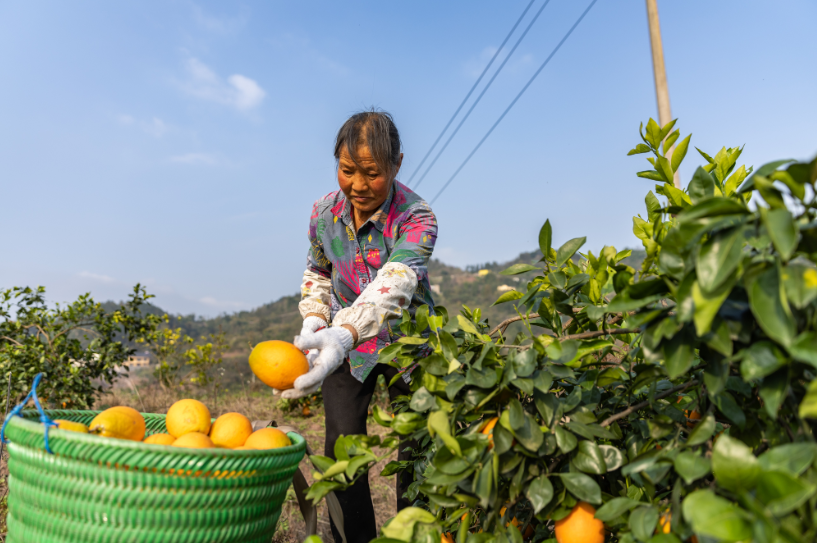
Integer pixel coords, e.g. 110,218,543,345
3,409,306,543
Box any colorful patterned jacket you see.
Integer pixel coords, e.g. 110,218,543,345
298,181,438,382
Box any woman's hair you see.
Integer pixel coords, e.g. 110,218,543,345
334,109,402,178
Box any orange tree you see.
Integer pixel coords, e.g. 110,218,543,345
306,119,817,543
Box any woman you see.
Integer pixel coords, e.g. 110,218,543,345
286,110,438,543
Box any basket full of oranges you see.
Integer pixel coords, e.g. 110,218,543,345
2,375,305,543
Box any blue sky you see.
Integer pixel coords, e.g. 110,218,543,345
1,1,815,316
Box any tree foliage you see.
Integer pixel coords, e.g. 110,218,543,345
307,119,817,543
0,285,162,408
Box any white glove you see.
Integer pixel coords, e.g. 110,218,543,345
301,315,327,335
280,326,354,399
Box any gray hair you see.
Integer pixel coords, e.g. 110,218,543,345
334,109,402,178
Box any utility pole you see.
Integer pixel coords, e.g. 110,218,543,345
645,0,681,188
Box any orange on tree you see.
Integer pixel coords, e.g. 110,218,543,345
658,511,671,534
172,432,214,449
243,427,291,449
480,417,499,449
248,340,309,390
89,406,146,441
677,396,701,428
143,433,176,445
441,533,455,543
554,502,605,543
166,399,211,438
209,412,253,448
53,419,88,433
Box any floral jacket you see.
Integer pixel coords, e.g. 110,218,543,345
298,181,438,382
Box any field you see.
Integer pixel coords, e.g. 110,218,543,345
0,373,399,543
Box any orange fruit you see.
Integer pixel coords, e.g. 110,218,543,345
90,406,146,441
53,419,88,433
658,511,671,534
143,433,176,445
172,432,214,449
166,399,211,438
480,417,499,449
233,446,253,451
244,427,291,449
554,502,605,543
249,340,309,390
209,412,253,448
441,533,455,543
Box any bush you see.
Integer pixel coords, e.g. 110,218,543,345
306,119,817,543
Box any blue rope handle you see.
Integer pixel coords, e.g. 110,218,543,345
0,373,57,454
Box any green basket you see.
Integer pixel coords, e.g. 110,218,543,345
3,409,306,543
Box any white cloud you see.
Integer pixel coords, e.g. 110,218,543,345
79,271,115,283
182,57,266,111
199,296,247,309
169,153,217,165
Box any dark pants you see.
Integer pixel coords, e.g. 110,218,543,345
323,360,416,543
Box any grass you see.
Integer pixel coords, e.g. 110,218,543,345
0,372,399,543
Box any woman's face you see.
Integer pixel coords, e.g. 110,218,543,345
337,145,402,215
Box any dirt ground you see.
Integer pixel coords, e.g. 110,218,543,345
0,377,398,543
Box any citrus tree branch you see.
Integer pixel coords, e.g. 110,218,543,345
600,379,698,427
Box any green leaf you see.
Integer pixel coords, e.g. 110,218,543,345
659,118,677,141
629,506,659,542
662,329,695,379
673,452,711,484
493,290,523,306
711,391,745,428
594,497,641,522
663,129,680,154
756,470,817,516
798,379,817,419
670,134,691,172
761,208,798,261
559,472,602,504
638,170,668,182
759,370,788,418
456,315,479,335
553,426,577,454
427,410,461,456
526,475,554,514
688,167,716,203
409,387,436,412
501,263,538,275
782,263,817,309
648,535,682,543
758,443,816,476
599,445,625,471
655,155,674,184
676,197,747,223
645,118,662,148
397,336,428,345
682,490,752,542
686,414,715,446
556,237,587,267
381,507,437,541
696,226,744,293
539,220,552,260
740,341,787,381
573,440,607,474
712,435,759,492
628,143,652,155
692,276,734,336
747,265,796,348
738,159,794,192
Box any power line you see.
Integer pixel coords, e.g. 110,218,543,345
413,0,554,190
430,0,600,205
404,0,537,188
